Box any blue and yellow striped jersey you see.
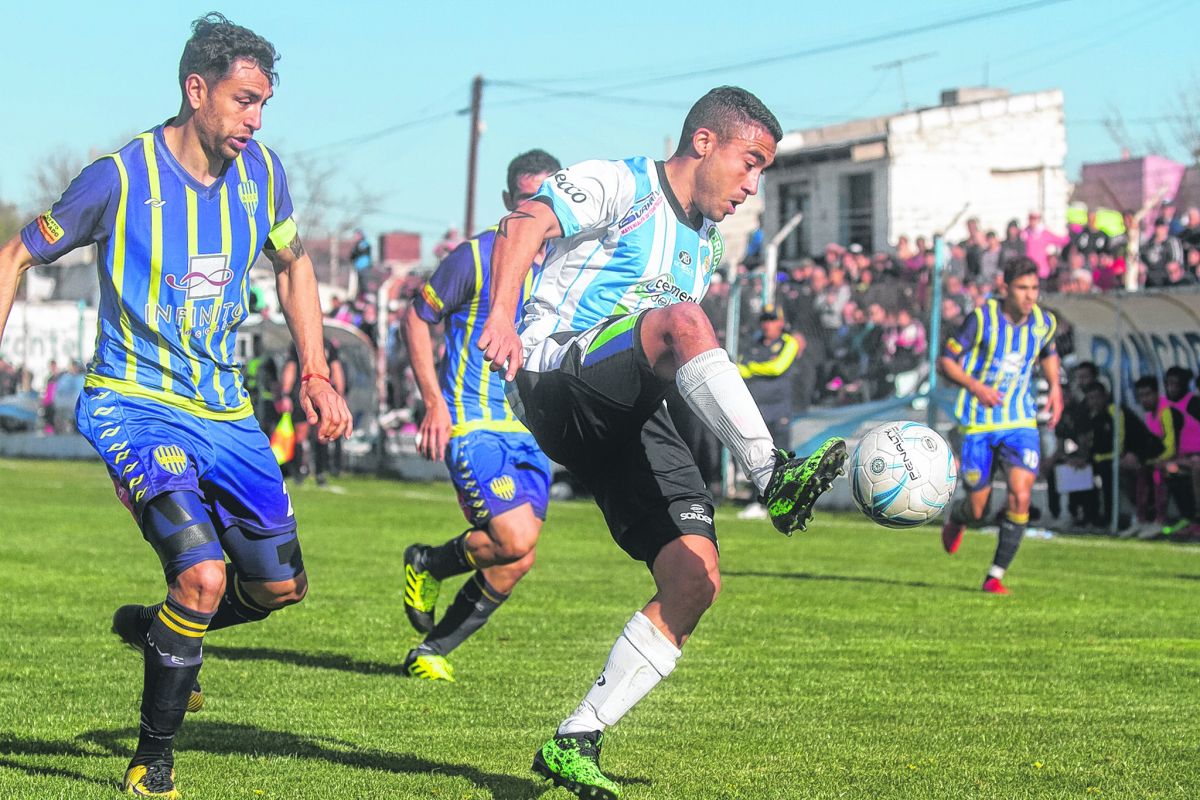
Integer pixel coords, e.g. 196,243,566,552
20,125,296,420
411,229,532,438
942,298,1058,431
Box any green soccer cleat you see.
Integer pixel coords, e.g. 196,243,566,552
402,648,456,682
123,760,179,799
112,605,205,712
402,544,440,634
532,731,620,799
762,438,848,535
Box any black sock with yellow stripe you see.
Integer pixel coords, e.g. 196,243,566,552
419,571,509,656
208,563,272,632
133,596,212,766
422,531,476,581
990,510,1028,578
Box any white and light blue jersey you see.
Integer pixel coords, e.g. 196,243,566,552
520,156,724,372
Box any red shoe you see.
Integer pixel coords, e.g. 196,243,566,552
982,576,1009,595
941,518,965,554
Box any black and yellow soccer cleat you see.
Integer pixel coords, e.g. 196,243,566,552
402,648,456,682
763,438,848,535
402,544,440,634
122,760,180,799
532,731,620,799
112,605,205,712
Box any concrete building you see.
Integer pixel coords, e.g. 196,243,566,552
762,87,1068,261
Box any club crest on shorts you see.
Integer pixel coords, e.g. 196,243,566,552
490,475,516,501
153,444,189,476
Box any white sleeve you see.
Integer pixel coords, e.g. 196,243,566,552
532,159,635,239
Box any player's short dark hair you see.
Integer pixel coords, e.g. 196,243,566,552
1003,256,1039,285
1075,361,1098,377
1135,375,1159,393
506,149,561,198
675,86,783,154
179,12,280,91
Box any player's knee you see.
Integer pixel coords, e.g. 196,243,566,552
493,528,539,562
1008,489,1032,513
509,547,536,579
248,572,308,609
173,560,228,613
676,560,722,611
659,303,715,345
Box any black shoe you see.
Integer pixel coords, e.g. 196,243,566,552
112,605,205,712
402,545,440,634
762,438,848,535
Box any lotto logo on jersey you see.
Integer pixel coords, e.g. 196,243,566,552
153,444,189,476
489,475,516,501
37,211,64,245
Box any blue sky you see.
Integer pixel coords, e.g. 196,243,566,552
6,0,1197,251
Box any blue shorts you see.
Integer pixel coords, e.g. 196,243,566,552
446,430,551,528
76,386,300,582
960,427,1041,491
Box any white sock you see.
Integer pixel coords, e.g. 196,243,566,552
987,565,1006,580
557,612,682,735
675,348,777,495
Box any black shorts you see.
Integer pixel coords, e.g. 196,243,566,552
515,312,716,566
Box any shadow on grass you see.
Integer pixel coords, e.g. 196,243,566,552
205,645,407,676
723,570,978,593
0,722,592,799
1177,574,1200,581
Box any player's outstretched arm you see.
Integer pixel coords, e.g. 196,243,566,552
0,235,37,349
267,228,352,442
402,305,451,461
477,199,562,381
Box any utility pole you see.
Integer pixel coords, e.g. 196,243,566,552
464,74,484,237
872,52,935,111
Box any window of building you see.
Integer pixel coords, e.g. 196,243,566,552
839,172,874,252
778,181,811,260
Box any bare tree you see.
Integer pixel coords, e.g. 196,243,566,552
0,198,21,245
28,150,87,215
1101,103,1170,160
1168,78,1200,163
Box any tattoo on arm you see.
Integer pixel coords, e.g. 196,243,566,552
287,233,305,259
497,209,534,239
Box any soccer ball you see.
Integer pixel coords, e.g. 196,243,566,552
849,422,957,528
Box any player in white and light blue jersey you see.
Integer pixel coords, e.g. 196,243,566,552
478,87,849,799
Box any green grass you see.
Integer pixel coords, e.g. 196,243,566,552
0,458,1198,799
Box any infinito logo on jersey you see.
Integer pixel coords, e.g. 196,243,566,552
553,171,588,203
37,211,64,245
167,254,234,300
237,179,259,216
618,192,662,235
489,475,516,501
153,444,189,476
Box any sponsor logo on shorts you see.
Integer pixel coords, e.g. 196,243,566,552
237,179,259,216
618,191,662,235
679,502,713,525
153,444,189,476
37,211,64,245
965,468,983,486
490,475,516,501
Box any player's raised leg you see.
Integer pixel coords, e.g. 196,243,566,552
534,534,714,799
646,303,846,534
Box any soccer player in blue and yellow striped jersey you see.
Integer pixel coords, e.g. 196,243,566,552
938,257,1063,595
0,14,351,798
399,150,559,682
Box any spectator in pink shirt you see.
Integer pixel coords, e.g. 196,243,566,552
1023,211,1070,279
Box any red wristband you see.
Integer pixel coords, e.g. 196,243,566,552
301,373,330,385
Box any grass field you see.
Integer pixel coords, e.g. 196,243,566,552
0,458,1198,799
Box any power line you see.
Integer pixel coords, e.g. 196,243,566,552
591,0,1071,92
